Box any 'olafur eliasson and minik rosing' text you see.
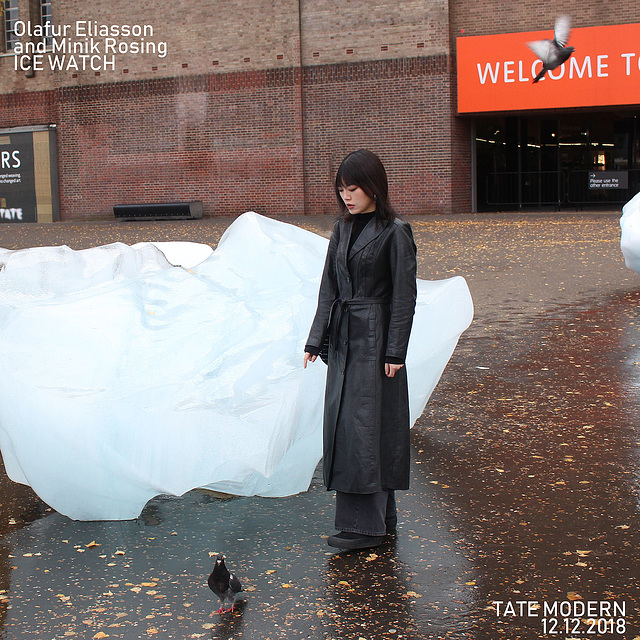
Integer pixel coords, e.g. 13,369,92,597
12,20,168,72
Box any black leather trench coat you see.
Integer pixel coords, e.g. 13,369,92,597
306,215,417,493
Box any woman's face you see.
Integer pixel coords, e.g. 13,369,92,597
338,184,376,215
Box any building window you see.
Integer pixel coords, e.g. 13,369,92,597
4,0,19,51
40,0,52,46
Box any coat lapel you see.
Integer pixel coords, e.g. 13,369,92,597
348,216,387,260
336,219,351,271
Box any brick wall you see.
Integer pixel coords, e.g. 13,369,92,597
0,0,473,219
53,70,304,219
3,1,639,219
1,50,465,218
1,0,302,93
448,61,472,213
0,88,56,125
2,55,463,219
300,0,448,65
299,0,459,214
301,56,457,215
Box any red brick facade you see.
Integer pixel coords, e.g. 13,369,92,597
1,55,461,219
55,70,304,219
301,56,454,216
3,0,638,219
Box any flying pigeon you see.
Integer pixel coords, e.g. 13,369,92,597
527,15,574,83
208,554,243,614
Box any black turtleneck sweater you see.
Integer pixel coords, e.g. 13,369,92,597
348,210,376,253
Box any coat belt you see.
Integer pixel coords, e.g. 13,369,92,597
326,297,392,351
327,297,391,327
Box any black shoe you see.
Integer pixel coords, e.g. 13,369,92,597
327,531,384,550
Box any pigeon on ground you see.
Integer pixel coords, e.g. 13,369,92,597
208,554,243,614
527,15,574,83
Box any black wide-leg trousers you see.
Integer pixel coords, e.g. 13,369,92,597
334,490,397,536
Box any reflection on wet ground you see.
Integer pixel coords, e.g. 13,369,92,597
0,472,470,639
423,290,640,638
0,212,639,638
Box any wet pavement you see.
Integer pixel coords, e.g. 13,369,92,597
1,211,639,639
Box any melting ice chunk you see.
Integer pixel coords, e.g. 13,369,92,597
621,191,640,275
0,212,473,520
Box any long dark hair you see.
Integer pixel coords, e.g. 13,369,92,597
334,149,397,222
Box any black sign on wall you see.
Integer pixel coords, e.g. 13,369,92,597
0,131,38,223
0,127,59,224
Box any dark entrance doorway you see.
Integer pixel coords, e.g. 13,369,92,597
475,112,640,210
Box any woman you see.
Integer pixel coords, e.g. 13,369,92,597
304,149,417,550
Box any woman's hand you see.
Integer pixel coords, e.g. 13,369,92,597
303,352,317,368
385,363,404,378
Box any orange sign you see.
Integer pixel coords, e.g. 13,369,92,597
457,22,640,113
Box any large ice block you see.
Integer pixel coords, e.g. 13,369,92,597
0,212,473,520
621,191,640,275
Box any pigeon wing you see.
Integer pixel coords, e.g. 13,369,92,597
527,39,554,63
554,15,571,48
229,573,243,594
